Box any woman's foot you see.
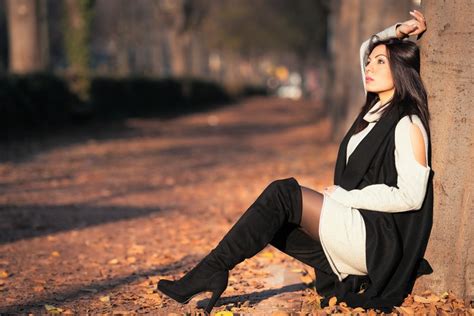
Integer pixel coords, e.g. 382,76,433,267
158,178,303,313
157,258,229,313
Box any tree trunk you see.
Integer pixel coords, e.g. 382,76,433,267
413,0,473,302
168,29,189,77
6,0,43,73
37,0,48,69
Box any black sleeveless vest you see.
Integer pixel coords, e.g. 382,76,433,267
316,103,435,312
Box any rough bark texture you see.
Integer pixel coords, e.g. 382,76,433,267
327,0,411,140
413,0,473,302
6,0,43,73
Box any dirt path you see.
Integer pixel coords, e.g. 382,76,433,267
0,97,338,314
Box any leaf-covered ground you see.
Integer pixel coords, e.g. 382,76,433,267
0,97,471,315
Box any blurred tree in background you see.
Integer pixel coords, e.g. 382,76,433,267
5,0,48,73
63,0,94,101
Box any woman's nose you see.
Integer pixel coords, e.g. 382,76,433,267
365,62,373,73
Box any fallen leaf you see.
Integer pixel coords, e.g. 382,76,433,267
300,274,313,284
413,294,439,304
413,295,430,304
126,257,136,264
338,303,351,313
0,270,8,278
215,312,234,316
259,251,274,259
421,289,432,296
138,280,153,287
44,304,63,314
329,296,337,307
99,295,110,303
51,251,60,257
128,245,145,255
395,306,414,315
33,285,45,292
145,288,155,294
367,309,378,316
108,258,119,265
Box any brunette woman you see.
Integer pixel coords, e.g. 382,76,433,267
158,10,433,314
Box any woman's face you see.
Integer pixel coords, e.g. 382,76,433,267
365,44,395,96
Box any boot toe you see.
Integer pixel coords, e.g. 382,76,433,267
157,279,189,303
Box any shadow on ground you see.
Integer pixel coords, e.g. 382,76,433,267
0,203,170,244
0,254,308,314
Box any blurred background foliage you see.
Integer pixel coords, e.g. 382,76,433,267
0,0,417,138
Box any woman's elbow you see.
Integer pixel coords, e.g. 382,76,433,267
407,195,425,211
412,198,425,210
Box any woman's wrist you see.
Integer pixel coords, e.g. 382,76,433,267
396,25,409,39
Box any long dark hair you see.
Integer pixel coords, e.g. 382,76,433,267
354,36,430,138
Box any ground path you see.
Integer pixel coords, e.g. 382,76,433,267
0,97,337,314
3,97,466,315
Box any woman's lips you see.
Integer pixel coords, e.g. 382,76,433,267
365,76,374,82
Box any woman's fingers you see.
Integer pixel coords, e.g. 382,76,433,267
410,10,423,21
408,10,427,35
411,9,426,23
397,11,427,38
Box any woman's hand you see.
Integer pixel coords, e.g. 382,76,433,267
396,9,427,39
323,185,338,195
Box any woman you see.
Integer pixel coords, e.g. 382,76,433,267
158,10,433,314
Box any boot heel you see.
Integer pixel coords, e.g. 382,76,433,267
204,271,228,313
205,286,226,314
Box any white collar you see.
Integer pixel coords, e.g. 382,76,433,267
363,100,391,123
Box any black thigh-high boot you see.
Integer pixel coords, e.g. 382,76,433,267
157,177,303,313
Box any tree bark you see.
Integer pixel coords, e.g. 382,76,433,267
413,0,473,301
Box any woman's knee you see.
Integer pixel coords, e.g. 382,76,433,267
267,177,299,193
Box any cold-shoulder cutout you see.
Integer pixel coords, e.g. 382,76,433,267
409,123,428,168
394,115,430,172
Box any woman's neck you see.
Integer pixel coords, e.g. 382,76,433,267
378,88,395,105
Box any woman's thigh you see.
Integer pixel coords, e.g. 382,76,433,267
300,186,324,242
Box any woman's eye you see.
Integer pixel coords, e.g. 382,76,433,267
377,59,385,64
